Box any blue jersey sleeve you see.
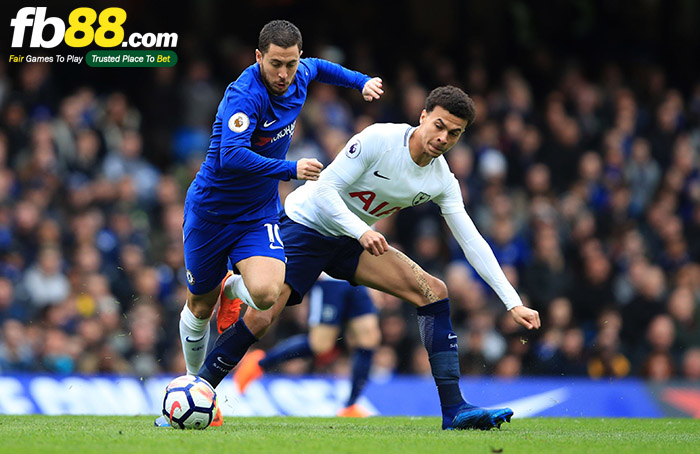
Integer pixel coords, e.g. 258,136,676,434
219,84,297,180
220,146,296,180
304,58,371,92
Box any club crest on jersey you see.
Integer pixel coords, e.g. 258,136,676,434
228,112,250,133
186,270,195,285
345,141,361,159
412,192,431,206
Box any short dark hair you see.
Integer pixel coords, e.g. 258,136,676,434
425,86,477,126
258,20,303,54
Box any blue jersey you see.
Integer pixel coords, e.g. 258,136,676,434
187,58,370,224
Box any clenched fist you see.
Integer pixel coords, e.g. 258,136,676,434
296,158,323,181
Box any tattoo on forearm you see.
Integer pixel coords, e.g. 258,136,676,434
393,249,438,302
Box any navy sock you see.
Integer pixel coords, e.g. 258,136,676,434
346,348,374,407
416,299,468,429
258,334,313,371
198,320,258,388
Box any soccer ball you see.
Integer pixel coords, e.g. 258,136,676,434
162,375,217,429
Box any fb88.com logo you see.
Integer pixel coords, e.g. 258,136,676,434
10,7,178,48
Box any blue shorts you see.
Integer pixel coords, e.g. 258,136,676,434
280,214,365,306
307,279,376,326
183,206,286,295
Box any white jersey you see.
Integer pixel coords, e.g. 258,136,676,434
285,122,523,310
286,123,463,236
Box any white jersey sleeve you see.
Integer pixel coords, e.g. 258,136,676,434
285,124,388,238
432,175,522,310
432,175,468,216
305,127,386,239
443,209,523,311
311,172,373,239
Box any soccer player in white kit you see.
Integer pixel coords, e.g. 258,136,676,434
200,86,541,430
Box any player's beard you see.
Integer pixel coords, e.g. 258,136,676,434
261,67,291,96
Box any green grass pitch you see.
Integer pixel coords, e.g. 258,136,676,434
1,416,698,454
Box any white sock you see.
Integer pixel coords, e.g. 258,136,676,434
224,273,265,311
179,303,211,375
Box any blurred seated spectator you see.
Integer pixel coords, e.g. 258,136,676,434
666,286,700,350
641,351,675,382
0,319,35,371
681,347,700,381
588,326,631,378
20,245,70,314
493,353,523,378
0,277,26,323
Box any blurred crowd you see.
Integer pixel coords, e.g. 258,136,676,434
1,38,700,385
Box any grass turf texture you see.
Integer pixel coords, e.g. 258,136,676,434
0,416,698,454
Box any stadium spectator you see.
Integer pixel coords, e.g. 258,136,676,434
0,319,34,372
0,277,25,323
588,325,631,379
681,347,700,381
20,245,70,313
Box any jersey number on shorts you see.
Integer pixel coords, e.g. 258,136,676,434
265,223,284,250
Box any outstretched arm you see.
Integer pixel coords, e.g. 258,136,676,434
309,58,383,102
443,210,541,330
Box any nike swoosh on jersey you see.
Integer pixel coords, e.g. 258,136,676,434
185,335,206,343
447,334,458,340
263,119,277,127
373,170,390,180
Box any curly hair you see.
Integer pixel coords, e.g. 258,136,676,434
425,86,477,126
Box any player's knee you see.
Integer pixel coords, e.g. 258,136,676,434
356,326,381,349
427,275,448,301
309,335,335,355
188,292,218,318
407,272,448,304
425,273,447,303
349,315,381,349
248,284,282,311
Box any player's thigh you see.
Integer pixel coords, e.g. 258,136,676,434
183,209,233,297
345,313,381,349
235,255,286,302
230,218,287,302
308,324,341,354
353,246,447,306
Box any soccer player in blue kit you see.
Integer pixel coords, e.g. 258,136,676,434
200,86,541,430
234,277,380,417
158,20,383,427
